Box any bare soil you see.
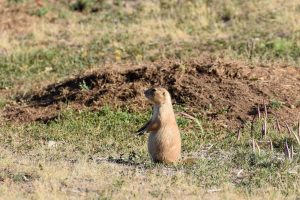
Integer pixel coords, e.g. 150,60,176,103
3,56,300,128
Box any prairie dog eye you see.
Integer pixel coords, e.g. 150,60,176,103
152,88,156,92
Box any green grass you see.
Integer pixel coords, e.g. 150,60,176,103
1,106,300,198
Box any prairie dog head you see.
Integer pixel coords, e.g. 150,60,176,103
144,87,172,105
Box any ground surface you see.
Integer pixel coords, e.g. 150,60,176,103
1,0,300,199
4,56,300,128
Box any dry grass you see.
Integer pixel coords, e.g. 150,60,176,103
1,108,300,199
1,0,300,58
0,147,296,200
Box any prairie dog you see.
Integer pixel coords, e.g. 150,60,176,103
136,87,181,164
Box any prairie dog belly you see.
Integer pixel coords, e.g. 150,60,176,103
148,127,181,163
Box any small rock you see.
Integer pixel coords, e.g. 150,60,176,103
45,67,53,72
48,140,57,148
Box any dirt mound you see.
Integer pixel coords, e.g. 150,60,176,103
3,56,300,128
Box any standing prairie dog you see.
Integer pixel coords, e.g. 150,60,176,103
136,87,181,164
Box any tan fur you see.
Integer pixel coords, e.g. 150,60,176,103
137,87,181,164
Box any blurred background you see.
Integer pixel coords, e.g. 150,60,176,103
1,0,300,93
